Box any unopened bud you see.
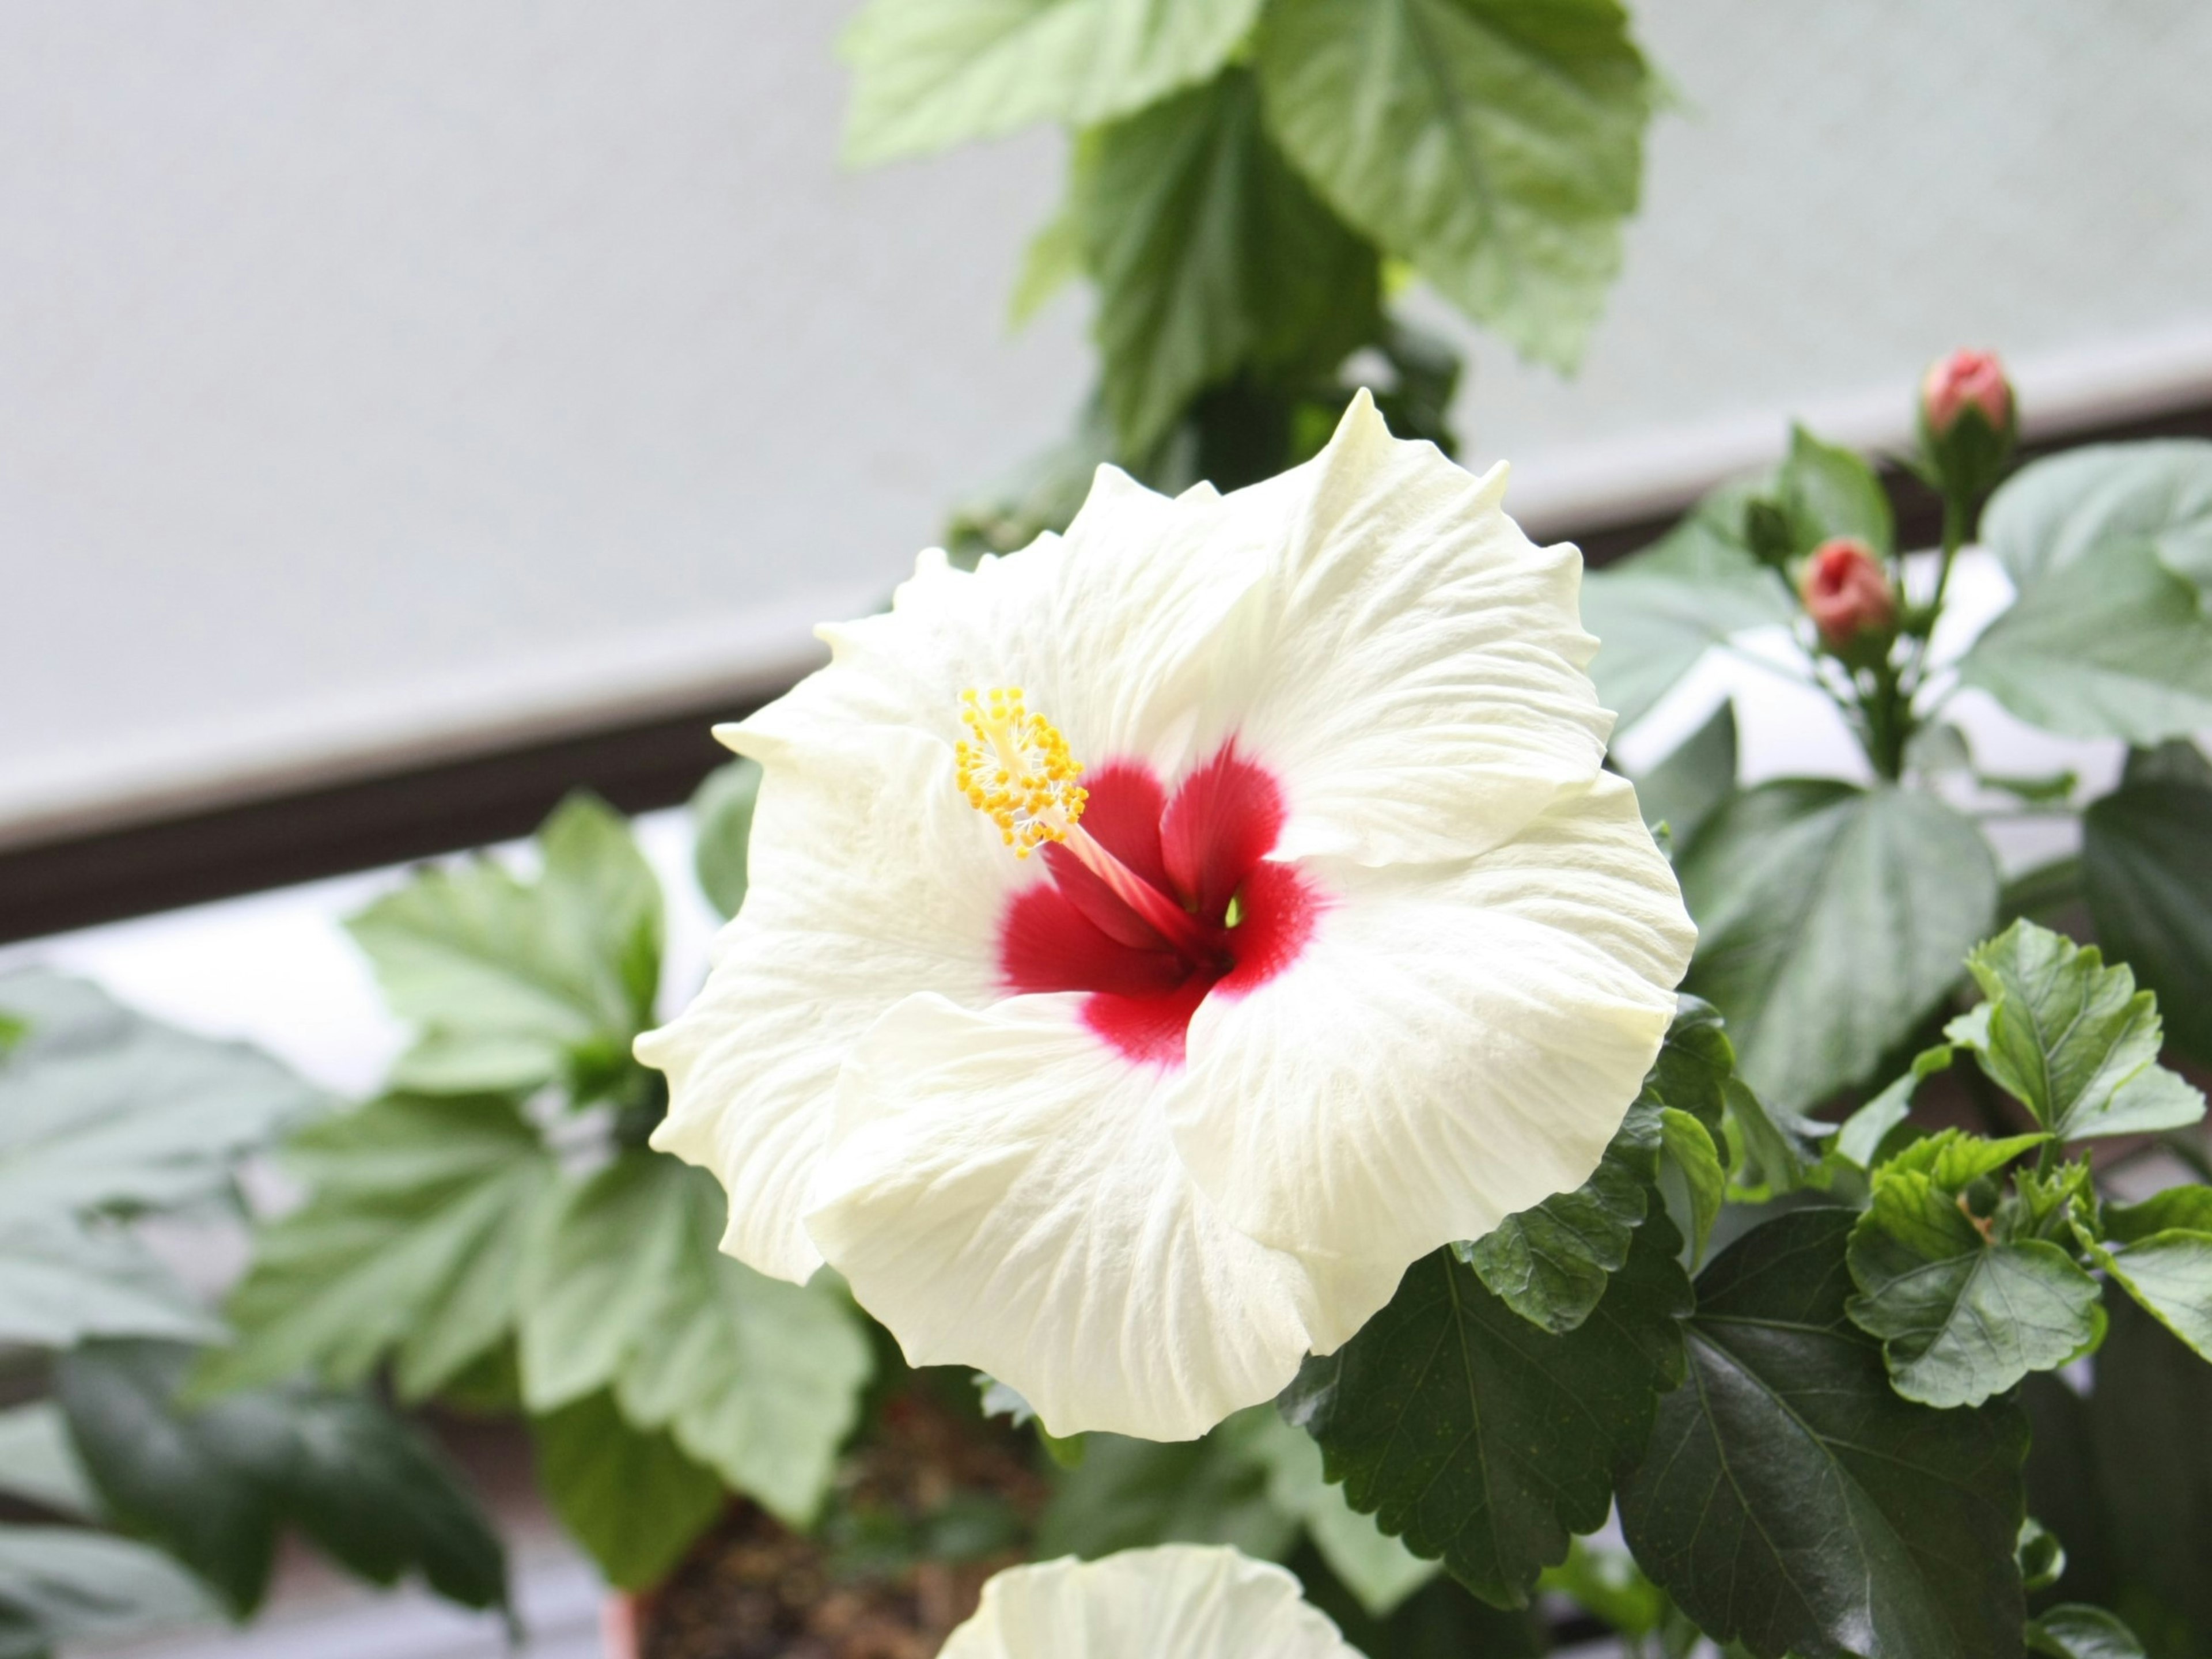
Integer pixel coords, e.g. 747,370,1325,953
1800,537,1896,656
1921,350,2012,437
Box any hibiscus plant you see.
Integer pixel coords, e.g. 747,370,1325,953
0,972,507,1658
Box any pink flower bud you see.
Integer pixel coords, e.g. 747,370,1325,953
1921,349,2012,437
1800,537,1896,653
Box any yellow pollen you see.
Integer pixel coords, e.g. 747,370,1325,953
955,687,1088,858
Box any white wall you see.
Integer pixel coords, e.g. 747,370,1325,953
6,0,2209,845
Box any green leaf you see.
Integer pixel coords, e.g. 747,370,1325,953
1077,68,1379,455
1462,1100,1657,1334
690,758,761,921
1639,994,1736,1136
1253,0,1651,370
2084,778,2212,1065
2105,1185,2212,1243
839,0,1263,164
1833,1044,1956,1172
204,1094,557,1403
1721,1075,1825,1199
1982,440,2212,592
1848,1138,2103,1407
2077,1223,2212,1365
58,1339,507,1617
1680,781,1999,1112
1619,1209,2029,1659
1282,1212,1688,1608
0,970,323,1222
532,1391,724,1592
1634,699,1738,855
2028,1605,2149,1659
2122,737,2212,789
1009,201,1084,326
520,1153,870,1526
1245,1412,1438,1618
1957,542,2212,745
349,793,661,1098
0,1527,213,1655
1657,1107,1724,1265
1778,424,1894,555
0,1215,214,1349
1949,920,2206,1141
1580,484,1796,733
0,1405,97,1520
1033,1408,1299,1563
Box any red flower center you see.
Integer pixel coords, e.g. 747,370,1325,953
997,743,1323,1065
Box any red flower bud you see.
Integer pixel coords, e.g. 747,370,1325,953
1921,349,2012,437
1800,537,1896,653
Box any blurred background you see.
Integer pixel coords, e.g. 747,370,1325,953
3,3,2210,1656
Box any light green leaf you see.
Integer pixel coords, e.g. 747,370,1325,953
349,793,661,1099
2077,1224,2212,1365
0,1215,215,1349
1848,1142,2103,1408
59,1339,507,1618
1778,424,1893,555
690,758,761,922
1253,0,1652,370
1957,542,2212,745
1009,200,1084,328
0,1404,97,1519
0,1526,214,1653
1833,1044,1956,1171
2027,1604,2149,1659
1283,1213,1688,1608
1579,484,1795,734
2104,1185,2212,1243
1633,699,1737,855
531,1391,724,1592
205,1095,556,1403
840,0,1263,164
1721,1075,1825,1199
520,1153,870,1526
1077,68,1378,454
1656,1107,1722,1266
1681,782,1998,1112
1246,1412,1438,1618
0,971,323,1223
2083,777,2212,1065
1619,1209,2029,1659
1982,439,2212,592
1881,1127,2050,1189
1948,920,2206,1141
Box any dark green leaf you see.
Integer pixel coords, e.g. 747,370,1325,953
1778,424,1894,555
1957,543,2212,745
1254,0,1652,370
519,1153,871,1525
2084,779,2212,1065
532,1391,724,1592
1634,699,1738,855
1619,1208,2029,1659
1580,486,1796,733
349,793,661,1097
690,758,761,921
1982,440,2212,592
1283,1213,1688,1608
0,970,322,1222
1848,1134,2103,1407
206,1094,556,1402
2028,1605,2149,1659
1721,1075,1825,1199
1641,993,1736,1136
2122,738,2212,789
2002,856,2085,927
1949,920,2205,1142
1033,1408,1298,1563
1077,68,1378,454
1680,781,1999,1112
58,1339,506,1616
0,1527,212,1656
839,0,1262,163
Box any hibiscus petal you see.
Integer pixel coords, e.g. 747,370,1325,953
638,731,1011,1282
733,468,1264,778
803,994,1397,1441
1172,773,1695,1277
941,1546,1359,1659
1194,391,1613,867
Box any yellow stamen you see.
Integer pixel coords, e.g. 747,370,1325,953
955,687,1088,858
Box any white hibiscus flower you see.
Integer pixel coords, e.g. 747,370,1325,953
940,1546,1358,1659
638,393,1695,1441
